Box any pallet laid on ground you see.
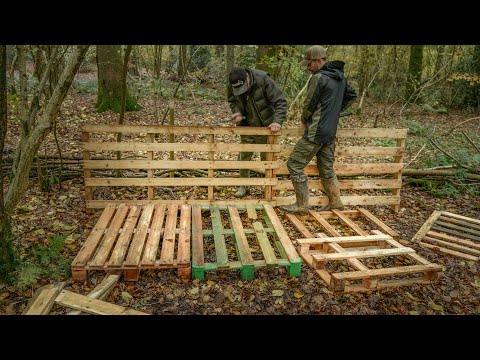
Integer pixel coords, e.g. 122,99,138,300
72,204,191,282
285,207,399,240
412,211,480,261
294,230,442,293
23,275,147,315
191,204,302,280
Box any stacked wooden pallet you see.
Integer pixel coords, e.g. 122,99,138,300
412,211,480,261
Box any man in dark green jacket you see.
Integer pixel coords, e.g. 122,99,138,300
227,67,287,198
280,46,357,215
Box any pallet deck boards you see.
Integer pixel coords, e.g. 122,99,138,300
191,204,302,280
294,230,442,293
286,207,399,240
72,204,191,282
412,211,480,261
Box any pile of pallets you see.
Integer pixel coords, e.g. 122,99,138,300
412,211,480,261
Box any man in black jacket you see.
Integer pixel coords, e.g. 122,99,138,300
227,67,287,198
280,46,357,215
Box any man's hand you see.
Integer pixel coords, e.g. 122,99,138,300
230,112,244,125
268,122,282,133
300,122,306,129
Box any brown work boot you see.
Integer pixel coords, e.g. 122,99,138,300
279,178,309,215
234,186,250,198
316,176,344,211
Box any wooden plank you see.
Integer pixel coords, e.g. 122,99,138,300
309,210,342,236
439,215,480,231
72,204,117,266
159,204,178,264
331,209,367,236
23,282,65,315
83,124,280,136
253,221,277,266
211,206,228,267
86,177,277,187
228,206,254,265
274,179,402,191
357,208,399,239
274,195,400,207
431,224,480,242
281,128,408,138
312,247,416,262
89,204,130,267
285,213,314,238
263,204,300,264
419,242,479,261
327,242,369,271
335,146,405,157
275,163,404,176
81,132,92,213
124,204,155,266
192,205,204,267
423,236,480,256
140,204,166,266
208,134,214,200
332,264,443,280
146,133,154,199
108,206,142,267
435,220,480,236
297,234,392,245
68,273,121,315
391,137,405,212
176,205,191,265
442,211,480,226
426,230,480,250
411,210,444,243
55,290,148,315
246,204,258,219
82,141,281,153
265,134,276,201
87,199,273,209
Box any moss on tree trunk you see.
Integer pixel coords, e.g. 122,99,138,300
406,45,424,102
95,45,141,113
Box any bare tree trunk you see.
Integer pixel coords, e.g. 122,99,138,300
405,45,424,102
154,45,163,78
226,45,234,75
4,45,90,214
177,45,187,79
256,45,279,78
0,44,14,282
96,45,140,113
116,45,133,176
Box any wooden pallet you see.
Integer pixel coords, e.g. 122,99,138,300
191,204,302,280
295,230,442,293
22,273,147,315
72,204,191,282
412,211,480,261
285,207,399,240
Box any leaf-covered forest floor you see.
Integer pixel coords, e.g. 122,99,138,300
1,79,480,315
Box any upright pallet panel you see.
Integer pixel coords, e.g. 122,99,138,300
191,204,302,280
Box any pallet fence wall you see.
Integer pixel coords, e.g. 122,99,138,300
82,124,407,212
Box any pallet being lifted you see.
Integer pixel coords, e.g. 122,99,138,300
72,204,191,282
285,208,442,292
412,211,480,261
191,204,302,280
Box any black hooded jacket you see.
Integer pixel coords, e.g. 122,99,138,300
302,60,357,144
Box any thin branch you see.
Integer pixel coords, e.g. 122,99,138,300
448,116,480,134
403,143,426,168
427,136,475,172
462,131,480,153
